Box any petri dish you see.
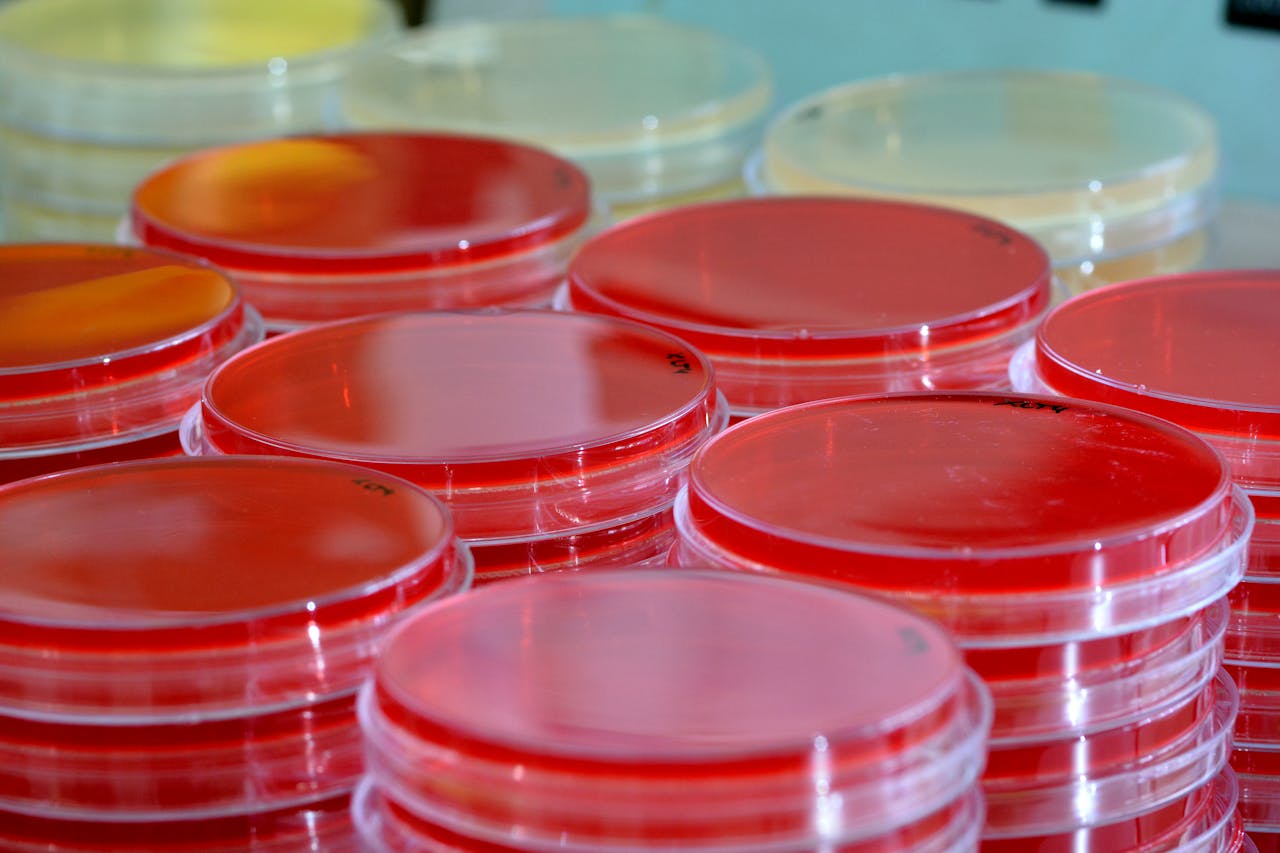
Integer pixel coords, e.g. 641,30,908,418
0,243,262,483
980,767,1242,852
0,792,356,852
1019,270,1280,491
0,456,470,720
360,570,991,849
675,391,1250,643
973,599,1226,742
128,132,594,330
564,197,1051,417
0,692,359,819
982,669,1237,837
0,0,401,242
190,310,726,541
758,70,1218,289
343,16,772,210
1225,662,1280,743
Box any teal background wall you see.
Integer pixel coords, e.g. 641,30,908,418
444,0,1280,203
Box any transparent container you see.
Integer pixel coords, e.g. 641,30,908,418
980,767,1243,852
0,456,472,721
672,392,1250,644
183,309,727,583
0,0,400,241
343,16,772,219
982,670,1237,837
0,793,357,852
0,244,262,485
562,197,1052,418
752,70,1218,296
1009,271,1280,493
124,132,596,332
357,570,991,851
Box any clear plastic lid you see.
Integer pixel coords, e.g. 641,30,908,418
980,767,1241,853
0,456,471,720
1225,662,1280,743
0,792,355,852
360,570,992,849
0,0,400,142
974,598,1226,743
760,70,1219,264
0,692,359,820
353,775,984,853
678,391,1249,643
1030,271,1280,491
194,310,726,540
982,669,1237,836
130,132,590,275
565,197,1051,415
343,16,772,204
0,244,262,454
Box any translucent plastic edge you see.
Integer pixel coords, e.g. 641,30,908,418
352,775,985,853
981,669,1238,837
985,597,1227,744
0,705,363,823
673,484,1253,646
358,670,993,849
0,542,473,726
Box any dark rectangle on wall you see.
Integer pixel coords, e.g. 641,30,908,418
1227,0,1280,31
1045,0,1103,6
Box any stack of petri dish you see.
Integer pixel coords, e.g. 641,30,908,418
0,244,262,485
182,309,727,585
0,456,472,849
122,132,597,333
751,70,1219,296
562,196,1053,420
0,0,399,241
342,15,773,221
1009,270,1280,849
671,391,1251,848
353,569,993,852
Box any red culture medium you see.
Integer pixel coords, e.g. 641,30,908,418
129,132,594,328
675,391,1249,642
0,244,261,482
566,196,1051,416
192,310,725,543
358,570,991,850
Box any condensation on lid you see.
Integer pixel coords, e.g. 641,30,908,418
129,133,591,275
370,570,969,764
1034,271,1280,443
347,17,770,149
761,70,1217,261
199,309,718,486
0,456,458,638
566,197,1051,359
685,392,1235,594
0,0,392,68
0,244,239,395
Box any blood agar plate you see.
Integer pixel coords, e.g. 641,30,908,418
0,244,262,482
190,310,726,542
675,391,1249,642
0,456,470,719
359,570,991,850
128,133,594,329
565,197,1051,416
